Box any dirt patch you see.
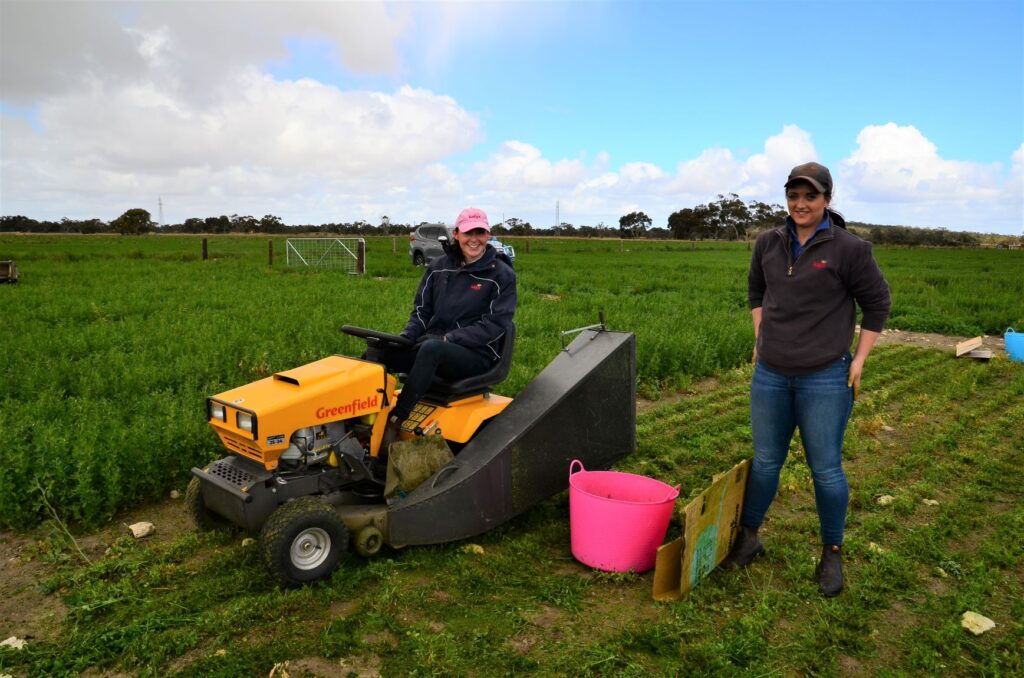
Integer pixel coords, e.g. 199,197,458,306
636,328,1008,414
0,531,68,646
523,604,565,631
637,376,723,414
359,630,398,649
0,491,193,650
329,600,359,618
874,328,1005,353
281,655,381,678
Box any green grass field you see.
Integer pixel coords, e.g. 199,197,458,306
1,234,1022,676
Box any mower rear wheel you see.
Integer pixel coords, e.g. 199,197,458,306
185,477,234,532
259,497,348,587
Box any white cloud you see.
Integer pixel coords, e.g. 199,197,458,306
465,125,1021,235
0,1,407,102
476,141,588,190
840,123,1005,202
836,123,1019,230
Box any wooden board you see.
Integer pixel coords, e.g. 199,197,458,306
955,336,983,357
963,349,992,361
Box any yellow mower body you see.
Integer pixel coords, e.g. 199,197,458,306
207,355,510,470
190,326,636,589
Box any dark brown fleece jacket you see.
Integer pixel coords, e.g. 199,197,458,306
748,212,891,375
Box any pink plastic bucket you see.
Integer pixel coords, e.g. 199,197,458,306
568,459,680,573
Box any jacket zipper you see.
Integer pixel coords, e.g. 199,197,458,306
778,228,833,277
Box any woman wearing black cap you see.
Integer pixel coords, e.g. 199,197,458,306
719,162,891,597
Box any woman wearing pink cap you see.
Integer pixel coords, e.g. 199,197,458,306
377,207,517,453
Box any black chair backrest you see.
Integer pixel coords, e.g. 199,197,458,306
424,323,516,403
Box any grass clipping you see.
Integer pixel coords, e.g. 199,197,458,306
385,435,455,499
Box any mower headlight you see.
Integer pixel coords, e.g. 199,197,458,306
209,401,226,422
236,411,254,433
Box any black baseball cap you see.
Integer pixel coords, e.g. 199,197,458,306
785,162,833,194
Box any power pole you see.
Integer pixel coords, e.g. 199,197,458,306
158,196,164,227
555,200,559,229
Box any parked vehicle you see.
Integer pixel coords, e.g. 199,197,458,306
408,223,451,266
409,224,516,266
0,260,18,283
490,238,516,262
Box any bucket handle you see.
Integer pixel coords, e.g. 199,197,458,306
665,484,681,502
1007,327,1017,335
569,459,585,476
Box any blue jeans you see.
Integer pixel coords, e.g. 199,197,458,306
741,354,853,545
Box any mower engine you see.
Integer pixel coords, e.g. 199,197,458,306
278,422,366,471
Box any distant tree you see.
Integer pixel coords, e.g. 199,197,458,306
618,211,651,238
668,207,706,239
748,201,787,237
204,215,230,233
709,194,749,240
231,214,258,233
78,218,107,234
1,215,38,233
507,218,534,236
259,214,284,233
111,208,153,235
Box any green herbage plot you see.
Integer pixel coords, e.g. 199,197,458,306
2,348,1021,677
0,234,1021,675
0,234,1021,527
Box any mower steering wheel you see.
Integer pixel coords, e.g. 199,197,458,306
340,325,414,349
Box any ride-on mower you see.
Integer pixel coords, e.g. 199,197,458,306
189,324,635,587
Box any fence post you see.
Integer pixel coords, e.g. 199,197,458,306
392,236,396,253
202,238,208,260
268,240,273,266
357,240,366,274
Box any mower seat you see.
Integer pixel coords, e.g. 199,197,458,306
424,324,515,404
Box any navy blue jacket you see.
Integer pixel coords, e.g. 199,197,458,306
401,245,517,362
749,211,891,375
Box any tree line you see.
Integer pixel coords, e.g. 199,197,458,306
2,194,1016,247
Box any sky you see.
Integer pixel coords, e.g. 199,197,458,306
1,0,1022,235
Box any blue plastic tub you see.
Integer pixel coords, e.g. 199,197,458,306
1005,328,1024,363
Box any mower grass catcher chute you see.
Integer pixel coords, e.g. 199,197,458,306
190,325,635,587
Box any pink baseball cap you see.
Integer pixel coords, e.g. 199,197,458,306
454,207,491,233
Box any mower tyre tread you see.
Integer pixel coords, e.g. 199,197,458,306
185,477,234,532
260,497,348,588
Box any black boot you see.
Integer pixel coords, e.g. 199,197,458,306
817,544,844,597
371,416,402,481
719,526,764,570
380,414,402,451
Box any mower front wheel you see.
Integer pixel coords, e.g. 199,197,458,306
259,497,349,588
185,477,234,532
355,525,385,557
